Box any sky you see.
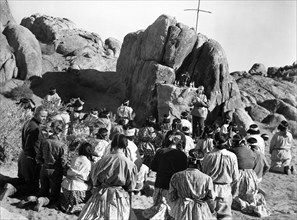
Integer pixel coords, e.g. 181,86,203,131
8,0,297,72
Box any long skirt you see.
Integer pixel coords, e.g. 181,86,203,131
232,169,270,217
270,149,291,173
60,188,91,212
78,186,132,220
142,188,172,220
169,197,216,220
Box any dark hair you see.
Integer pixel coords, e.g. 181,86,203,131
214,132,228,149
278,120,288,131
78,142,93,161
51,120,64,134
164,130,186,150
172,118,182,130
96,128,108,139
111,133,128,150
118,118,126,126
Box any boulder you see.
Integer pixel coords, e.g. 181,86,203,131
0,0,15,26
249,63,267,76
105,37,122,57
245,104,270,122
0,206,28,220
233,108,254,136
3,23,42,79
118,15,243,124
156,84,197,121
21,14,76,43
21,14,119,73
262,113,286,125
0,33,17,84
259,99,297,122
267,64,297,83
236,75,297,104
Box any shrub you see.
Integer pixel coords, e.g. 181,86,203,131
0,98,31,164
5,81,33,101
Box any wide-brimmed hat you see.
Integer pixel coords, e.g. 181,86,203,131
162,114,170,123
278,120,288,131
181,111,188,119
182,126,190,135
247,124,260,134
247,137,258,146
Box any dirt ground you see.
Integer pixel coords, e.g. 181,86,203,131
1,137,296,220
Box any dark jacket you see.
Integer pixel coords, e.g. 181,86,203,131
21,118,43,158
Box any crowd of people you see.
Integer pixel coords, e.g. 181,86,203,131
0,86,294,220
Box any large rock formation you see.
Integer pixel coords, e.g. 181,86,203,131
0,0,15,26
235,74,297,127
21,14,120,72
0,33,17,84
118,15,245,126
3,23,42,80
267,62,297,83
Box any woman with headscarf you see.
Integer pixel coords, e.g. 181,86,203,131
143,130,187,220
269,120,294,175
168,149,216,220
77,133,137,219
137,116,159,168
60,142,93,214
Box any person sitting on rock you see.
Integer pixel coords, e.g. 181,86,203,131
269,121,294,175
116,99,135,121
43,87,61,107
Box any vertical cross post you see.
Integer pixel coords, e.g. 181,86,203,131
184,0,212,32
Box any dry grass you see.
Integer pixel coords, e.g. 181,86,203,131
0,96,31,164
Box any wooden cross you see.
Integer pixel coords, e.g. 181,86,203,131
184,0,212,32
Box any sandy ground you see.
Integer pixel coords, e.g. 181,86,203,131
0,129,296,219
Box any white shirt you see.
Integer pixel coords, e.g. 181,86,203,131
181,119,192,134
61,155,92,191
184,135,195,156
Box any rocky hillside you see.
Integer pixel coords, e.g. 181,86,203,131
1,0,296,134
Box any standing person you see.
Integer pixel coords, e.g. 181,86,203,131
60,142,93,214
202,133,239,220
143,130,188,220
97,110,112,137
159,114,171,137
18,120,68,211
0,106,48,201
190,85,209,138
269,120,294,175
78,134,138,220
116,99,135,121
169,150,216,220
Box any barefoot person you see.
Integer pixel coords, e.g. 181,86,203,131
269,120,294,175
78,133,137,219
0,106,48,201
